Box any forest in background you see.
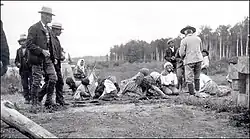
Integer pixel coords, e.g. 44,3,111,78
109,16,249,63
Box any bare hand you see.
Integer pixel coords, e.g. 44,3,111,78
16,63,21,68
171,56,175,60
42,50,50,57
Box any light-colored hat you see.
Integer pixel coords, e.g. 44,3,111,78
18,34,27,42
167,38,174,44
51,22,64,30
180,25,196,34
38,6,55,16
150,71,161,81
163,62,173,69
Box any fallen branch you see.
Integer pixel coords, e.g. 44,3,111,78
1,99,57,138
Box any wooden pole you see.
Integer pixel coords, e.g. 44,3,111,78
1,100,57,138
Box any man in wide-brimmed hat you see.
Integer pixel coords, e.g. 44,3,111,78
1,3,10,76
26,6,57,113
38,22,69,107
15,34,32,104
164,38,178,71
179,25,203,96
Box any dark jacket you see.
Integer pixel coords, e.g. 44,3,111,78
164,47,177,69
1,20,10,66
26,21,53,65
51,33,63,61
15,47,31,74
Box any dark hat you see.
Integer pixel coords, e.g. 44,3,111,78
180,25,196,34
81,77,90,85
202,49,209,56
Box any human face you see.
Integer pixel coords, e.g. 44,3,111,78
41,13,53,24
54,28,62,36
19,40,26,46
80,60,84,66
202,52,207,57
169,41,174,48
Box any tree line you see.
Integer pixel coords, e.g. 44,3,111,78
109,16,249,63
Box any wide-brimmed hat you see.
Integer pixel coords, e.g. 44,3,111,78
38,6,55,16
51,22,64,30
180,25,196,34
202,49,209,56
18,34,27,42
167,38,174,44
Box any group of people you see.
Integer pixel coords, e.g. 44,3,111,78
1,5,224,114
11,6,68,113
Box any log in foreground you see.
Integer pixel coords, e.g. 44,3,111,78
1,99,57,138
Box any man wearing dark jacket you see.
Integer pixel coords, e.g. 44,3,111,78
164,38,177,71
38,22,69,107
26,6,57,113
1,3,10,76
15,34,32,104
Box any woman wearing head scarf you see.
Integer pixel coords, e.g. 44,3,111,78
160,62,179,95
120,68,150,98
74,59,87,80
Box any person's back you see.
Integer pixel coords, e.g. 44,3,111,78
180,34,203,65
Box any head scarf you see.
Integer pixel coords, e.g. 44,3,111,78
150,71,161,81
77,59,85,72
139,68,150,76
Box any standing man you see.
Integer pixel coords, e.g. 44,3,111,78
179,26,203,95
1,3,10,77
26,6,57,113
164,38,177,71
15,34,32,104
38,22,69,107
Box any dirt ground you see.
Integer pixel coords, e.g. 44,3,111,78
1,92,249,138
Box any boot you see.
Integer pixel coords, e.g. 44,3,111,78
44,81,56,108
187,83,195,95
194,79,200,92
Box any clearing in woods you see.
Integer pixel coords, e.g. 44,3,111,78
1,62,249,138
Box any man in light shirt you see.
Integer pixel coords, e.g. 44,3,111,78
179,26,203,96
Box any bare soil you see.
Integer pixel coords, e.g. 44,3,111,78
1,92,249,138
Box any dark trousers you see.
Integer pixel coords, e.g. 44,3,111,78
38,61,65,105
31,57,57,106
20,71,32,101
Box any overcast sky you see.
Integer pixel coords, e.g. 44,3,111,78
1,1,249,58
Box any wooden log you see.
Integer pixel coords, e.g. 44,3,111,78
1,100,57,138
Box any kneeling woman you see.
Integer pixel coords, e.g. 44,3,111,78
93,76,120,101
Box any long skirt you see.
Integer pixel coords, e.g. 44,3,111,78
200,80,219,95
